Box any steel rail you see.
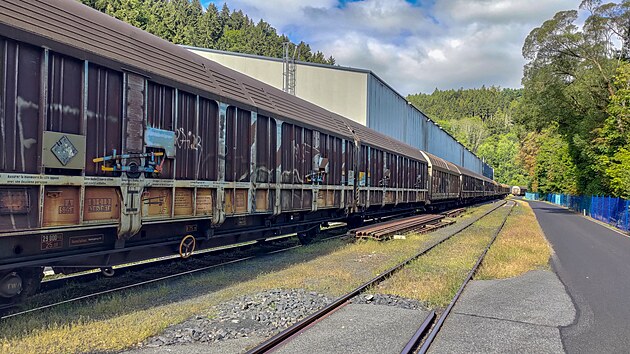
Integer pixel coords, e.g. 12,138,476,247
246,200,508,354
400,311,435,354
1,201,476,318
39,224,347,293
0,233,347,321
415,200,515,354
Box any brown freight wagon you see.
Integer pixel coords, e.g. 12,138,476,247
0,0,440,303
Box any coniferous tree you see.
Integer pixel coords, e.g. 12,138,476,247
195,3,221,48
78,0,335,65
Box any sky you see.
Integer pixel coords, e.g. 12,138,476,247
203,0,583,95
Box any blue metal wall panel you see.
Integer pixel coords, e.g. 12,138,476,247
366,75,408,145
463,149,481,172
406,108,428,151
482,162,494,179
366,73,487,175
425,121,463,166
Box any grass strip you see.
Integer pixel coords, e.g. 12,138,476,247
373,205,512,308
476,200,551,279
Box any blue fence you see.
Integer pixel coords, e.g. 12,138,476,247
524,192,543,201
525,193,630,232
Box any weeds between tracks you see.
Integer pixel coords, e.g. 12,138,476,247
373,203,513,307
374,200,551,310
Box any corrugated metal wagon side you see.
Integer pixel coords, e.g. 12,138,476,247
342,117,428,214
0,0,504,304
420,151,460,207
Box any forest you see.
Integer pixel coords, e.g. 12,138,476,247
408,87,529,188
80,0,629,199
410,0,630,199
78,0,335,64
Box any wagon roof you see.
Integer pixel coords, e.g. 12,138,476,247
0,0,354,140
339,116,427,162
420,151,461,174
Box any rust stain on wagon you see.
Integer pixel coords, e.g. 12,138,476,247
0,186,38,232
225,189,248,214
195,189,213,216
174,188,194,216
83,187,120,221
0,188,30,215
43,186,80,226
255,189,269,212
143,188,172,218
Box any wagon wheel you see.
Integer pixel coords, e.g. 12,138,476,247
126,158,142,179
100,267,115,277
0,268,43,303
179,235,196,259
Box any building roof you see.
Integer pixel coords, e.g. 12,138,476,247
184,45,483,158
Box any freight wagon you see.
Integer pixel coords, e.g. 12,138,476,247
0,0,506,304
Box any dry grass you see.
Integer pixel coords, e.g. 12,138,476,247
0,203,500,354
373,205,512,308
0,293,209,354
476,200,551,279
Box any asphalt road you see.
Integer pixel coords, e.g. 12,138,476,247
528,200,630,353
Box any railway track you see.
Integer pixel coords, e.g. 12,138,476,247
4,202,481,317
0,228,350,321
245,200,510,354
404,200,515,354
0,200,497,325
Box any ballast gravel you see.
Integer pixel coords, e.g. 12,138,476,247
142,289,332,347
139,289,427,349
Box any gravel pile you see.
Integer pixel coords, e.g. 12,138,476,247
143,289,332,347
350,293,428,310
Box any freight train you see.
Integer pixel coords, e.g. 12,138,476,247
0,0,509,304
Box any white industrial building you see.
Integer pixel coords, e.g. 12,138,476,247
185,46,493,178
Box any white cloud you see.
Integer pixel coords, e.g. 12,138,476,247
428,49,447,62
209,0,583,94
438,0,578,25
448,39,463,49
